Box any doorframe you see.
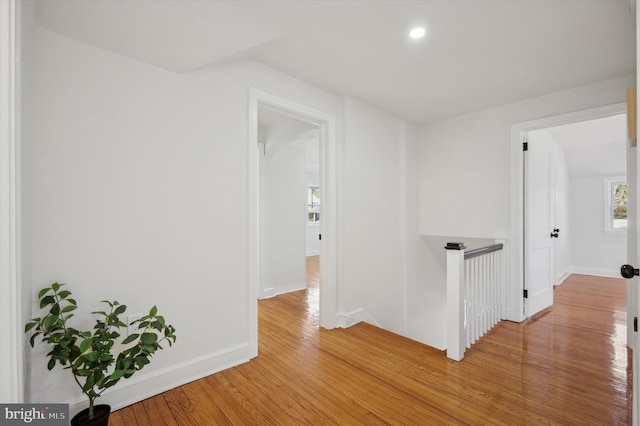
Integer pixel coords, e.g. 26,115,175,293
509,102,627,323
248,88,338,357
0,0,24,403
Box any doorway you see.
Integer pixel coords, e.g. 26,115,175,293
523,113,628,319
247,88,338,358
257,107,319,300
509,102,629,324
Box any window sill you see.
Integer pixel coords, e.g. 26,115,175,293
604,228,627,235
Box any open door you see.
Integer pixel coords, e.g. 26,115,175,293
524,134,556,317
623,87,639,426
620,87,638,425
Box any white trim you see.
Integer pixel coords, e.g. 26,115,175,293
0,0,24,404
248,89,259,358
603,175,628,234
510,102,626,323
336,308,379,328
259,282,307,299
555,270,571,286
69,343,251,417
570,267,621,279
249,88,339,345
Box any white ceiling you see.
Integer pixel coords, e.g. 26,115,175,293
544,114,627,178
35,0,636,125
258,108,320,174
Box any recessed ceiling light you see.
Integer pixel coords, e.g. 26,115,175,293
409,27,426,39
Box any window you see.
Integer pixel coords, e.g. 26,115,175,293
604,177,627,232
308,186,320,223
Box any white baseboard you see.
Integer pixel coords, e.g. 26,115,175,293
274,281,306,296
261,282,308,300
261,287,276,299
336,308,379,328
69,343,251,417
306,250,319,257
570,267,620,279
555,271,571,286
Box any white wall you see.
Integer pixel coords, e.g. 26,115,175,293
420,74,635,239
419,74,634,338
340,97,443,347
263,143,307,295
28,25,439,411
29,27,343,412
340,98,403,329
570,176,627,277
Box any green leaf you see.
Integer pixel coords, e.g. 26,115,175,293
75,369,92,377
51,282,61,292
79,338,93,354
61,305,77,313
57,290,71,299
83,352,99,362
50,303,60,316
149,306,158,316
121,333,139,345
110,369,124,381
82,375,95,393
24,321,38,332
38,287,51,299
47,358,56,370
114,305,127,315
43,315,58,331
40,295,55,308
141,333,158,345
134,356,150,368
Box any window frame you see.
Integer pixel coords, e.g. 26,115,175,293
603,176,627,234
308,185,320,224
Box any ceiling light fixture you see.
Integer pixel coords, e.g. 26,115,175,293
409,27,426,39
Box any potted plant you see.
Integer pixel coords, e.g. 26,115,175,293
25,282,177,426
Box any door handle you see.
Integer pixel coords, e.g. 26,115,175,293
621,264,640,279
550,232,559,238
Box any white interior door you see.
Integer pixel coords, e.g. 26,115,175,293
525,136,555,317
632,118,639,426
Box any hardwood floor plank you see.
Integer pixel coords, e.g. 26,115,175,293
112,262,631,425
140,395,179,426
161,387,212,426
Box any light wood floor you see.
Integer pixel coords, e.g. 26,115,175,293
110,264,631,425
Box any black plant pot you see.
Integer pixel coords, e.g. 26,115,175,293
70,404,111,426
